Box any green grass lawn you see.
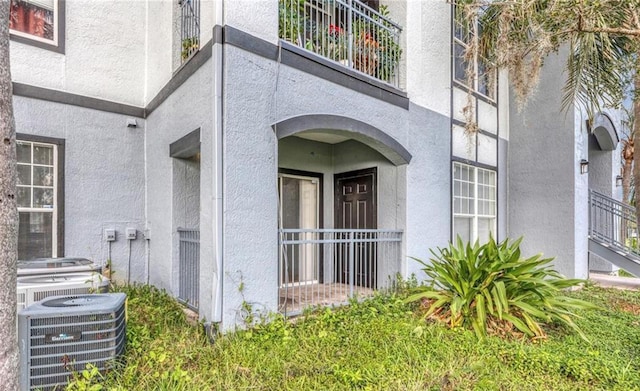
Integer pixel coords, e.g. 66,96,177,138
72,283,640,390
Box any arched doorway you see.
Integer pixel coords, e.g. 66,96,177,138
273,115,411,314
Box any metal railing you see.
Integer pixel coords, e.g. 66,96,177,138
589,190,639,255
278,228,403,315
180,0,200,62
178,228,199,311
279,0,403,87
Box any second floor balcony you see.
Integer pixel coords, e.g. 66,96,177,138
279,0,403,88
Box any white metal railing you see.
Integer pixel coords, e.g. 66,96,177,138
279,0,402,87
589,190,639,255
278,228,403,315
178,228,199,311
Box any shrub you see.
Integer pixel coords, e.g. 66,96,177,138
406,236,597,340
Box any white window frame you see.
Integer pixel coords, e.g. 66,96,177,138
453,162,496,243
278,173,321,287
17,140,58,258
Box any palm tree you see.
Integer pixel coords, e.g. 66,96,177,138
455,0,640,225
622,136,634,203
620,106,635,204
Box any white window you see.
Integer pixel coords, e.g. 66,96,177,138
453,162,496,243
17,140,58,259
453,5,495,99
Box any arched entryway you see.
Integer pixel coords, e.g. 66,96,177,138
273,114,411,314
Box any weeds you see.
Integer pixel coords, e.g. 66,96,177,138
67,283,640,390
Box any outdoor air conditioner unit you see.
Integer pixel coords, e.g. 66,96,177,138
18,293,127,391
18,257,102,277
17,273,110,311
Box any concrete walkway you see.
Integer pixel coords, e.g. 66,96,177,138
589,272,640,290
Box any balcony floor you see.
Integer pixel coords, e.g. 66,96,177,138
278,282,374,315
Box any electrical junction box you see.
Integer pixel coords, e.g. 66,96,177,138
104,229,116,242
126,228,137,240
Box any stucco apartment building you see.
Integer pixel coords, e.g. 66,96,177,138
9,0,623,330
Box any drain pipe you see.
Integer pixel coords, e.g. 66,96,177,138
212,0,225,326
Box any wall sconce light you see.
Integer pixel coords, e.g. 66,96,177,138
580,159,589,174
616,175,623,187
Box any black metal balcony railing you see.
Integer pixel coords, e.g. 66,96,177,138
180,0,200,62
279,0,402,87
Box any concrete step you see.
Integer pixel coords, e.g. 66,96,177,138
590,272,640,290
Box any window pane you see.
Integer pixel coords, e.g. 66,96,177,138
17,164,31,186
33,166,54,186
17,187,31,208
478,56,494,98
33,144,54,165
17,142,31,163
454,42,468,82
454,217,472,244
452,163,497,243
18,212,53,260
453,6,470,43
478,217,495,243
33,188,54,208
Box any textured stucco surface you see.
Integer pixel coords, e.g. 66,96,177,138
12,96,146,280
10,0,216,107
405,0,450,116
222,44,450,329
10,1,147,106
144,58,215,321
498,137,508,241
508,50,587,279
224,0,278,44
146,0,216,101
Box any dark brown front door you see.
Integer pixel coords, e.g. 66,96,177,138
335,168,377,288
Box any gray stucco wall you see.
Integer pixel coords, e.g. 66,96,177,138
13,96,146,280
587,132,619,273
222,44,450,329
508,50,588,279
144,59,215,321
498,137,508,241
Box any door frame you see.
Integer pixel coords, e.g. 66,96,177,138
278,168,324,285
334,167,378,230
334,167,378,288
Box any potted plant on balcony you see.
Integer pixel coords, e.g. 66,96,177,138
327,24,348,63
279,0,306,45
181,37,199,61
375,6,402,82
352,6,402,83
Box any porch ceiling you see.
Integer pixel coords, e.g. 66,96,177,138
273,114,412,166
295,131,351,145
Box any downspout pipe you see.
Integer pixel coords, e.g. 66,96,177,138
212,0,224,325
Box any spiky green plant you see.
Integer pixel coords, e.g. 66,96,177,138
407,236,597,340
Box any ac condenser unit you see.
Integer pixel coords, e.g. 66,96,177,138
17,273,110,311
17,257,102,277
18,293,127,391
